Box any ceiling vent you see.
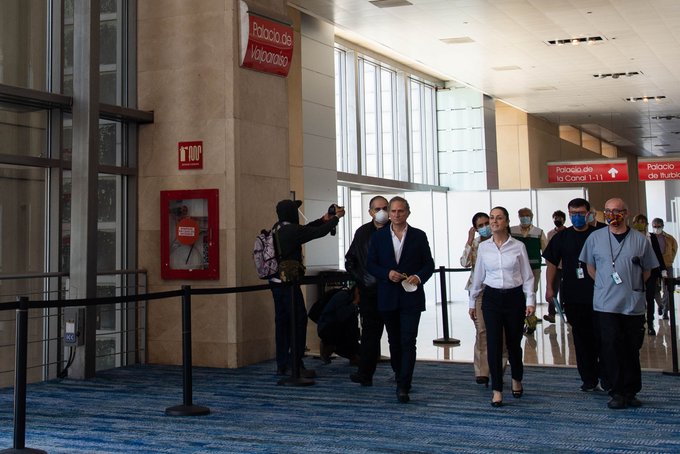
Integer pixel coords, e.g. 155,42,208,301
370,0,413,8
545,36,606,46
440,37,475,44
651,115,680,120
593,71,642,79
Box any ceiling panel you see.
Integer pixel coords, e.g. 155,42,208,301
289,0,680,155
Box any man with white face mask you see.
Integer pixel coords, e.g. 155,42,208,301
510,208,547,296
345,196,390,386
651,218,678,319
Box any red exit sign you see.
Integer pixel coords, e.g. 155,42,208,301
178,141,203,170
547,159,629,183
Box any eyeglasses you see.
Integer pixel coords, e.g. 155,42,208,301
604,209,627,215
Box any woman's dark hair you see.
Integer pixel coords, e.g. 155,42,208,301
471,212,489,227
490,206,511,234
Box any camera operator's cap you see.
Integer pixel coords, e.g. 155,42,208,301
276,199,302,222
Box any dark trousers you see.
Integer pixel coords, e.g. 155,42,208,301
564,302,601,387
547,269,562,317
482,286,526,392
357,288,385,379
645,275,658,329
597,312,645,398
271,284,307,369
381,308,421,391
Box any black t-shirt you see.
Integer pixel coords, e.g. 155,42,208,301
542,226,596,305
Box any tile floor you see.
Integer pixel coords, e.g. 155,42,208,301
412,300,679,372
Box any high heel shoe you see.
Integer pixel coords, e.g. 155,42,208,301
512,385,524,398
491,391,503,407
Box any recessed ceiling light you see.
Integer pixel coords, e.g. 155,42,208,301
492,65,521,71
370,0,413,8
440,37,475,44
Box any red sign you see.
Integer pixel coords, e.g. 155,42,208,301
638,158,680,180
239,4,294,77
178,141,203,170
176,217,199,245
547,160,629,183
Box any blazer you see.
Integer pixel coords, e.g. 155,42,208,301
366,224,435,312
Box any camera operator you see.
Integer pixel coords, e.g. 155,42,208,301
271,199,345,378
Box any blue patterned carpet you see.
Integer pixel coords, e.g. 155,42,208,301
1,359,679,453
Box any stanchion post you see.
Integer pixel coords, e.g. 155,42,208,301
0,297,47,454
433,266,460,346
165,285,210,416
663,277,680,376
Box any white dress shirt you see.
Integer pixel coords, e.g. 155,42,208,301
468,235,535,308
390,224,407,263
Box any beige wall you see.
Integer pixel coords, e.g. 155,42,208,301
496,101,646,215
137,0,295,368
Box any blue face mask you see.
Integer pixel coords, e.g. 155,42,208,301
477,225,491,238
519,216,532,226
571,213,587,228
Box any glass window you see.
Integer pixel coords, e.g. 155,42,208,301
0,103,48,158
335,48,348,172
0,0,47,90
409,78,437,184
62,117,123,166
0,164,46,276
358,58,397,179
335,47,438,185
380,69,395,179
63,0,122,105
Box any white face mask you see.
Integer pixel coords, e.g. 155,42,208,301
374,209,389,225
653,227,663,235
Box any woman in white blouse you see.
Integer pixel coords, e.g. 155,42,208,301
469,206,536,407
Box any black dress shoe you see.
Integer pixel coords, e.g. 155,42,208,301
648,327,656,336
276,366,288,376
475,376,489,386
299,368,316,379
350,373,373,387
627,395,642,407
512,386,524,398
607,395,627,409
396,388,410,403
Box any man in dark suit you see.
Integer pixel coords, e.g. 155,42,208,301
367,196,435,403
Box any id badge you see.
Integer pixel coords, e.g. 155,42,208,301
576,268,585,279
612,271,623,285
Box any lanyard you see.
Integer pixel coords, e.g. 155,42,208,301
607,229,628,270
